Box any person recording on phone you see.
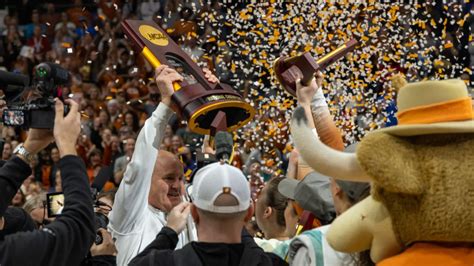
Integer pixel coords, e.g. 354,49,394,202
109,65,219,265
0,99,96,265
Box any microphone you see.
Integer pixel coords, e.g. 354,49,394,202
0,71,29,88
215,131,233,163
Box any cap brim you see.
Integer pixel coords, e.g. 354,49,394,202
278,178,299,200
376,120,474,136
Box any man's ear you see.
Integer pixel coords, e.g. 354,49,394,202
334,184,344,198
191,204,199,225
244,204,254,223
263,206,273,219
0,217,4,230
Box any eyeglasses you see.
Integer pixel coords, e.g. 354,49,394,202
95,200,113,213
34,201,49,229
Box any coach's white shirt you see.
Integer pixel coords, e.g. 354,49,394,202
109,103,197,266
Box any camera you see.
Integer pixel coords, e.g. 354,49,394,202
94,211,109,245
46,192,65,217
46,191,109,245
0,62,70,129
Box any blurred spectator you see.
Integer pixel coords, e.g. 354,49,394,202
176,146,195,177
140,0,162,21
1,24,23,69
1,142,12,160
48,147,61,189
27,25,51,62
118,125,134,141
41,3,60,41
98,0,122,21
170,135,185,154
23,10,45,40
54,12,76,36
22,193,49,228
87,148,103,182
107,99,122,129
10,190,26,207
103,134,123,167
74,17,97,39
53,23,75,57
123,111,140,134
113,137,135,185
160,136,173,152
116,48,134,75
67,0,93,27
53,170,62,193
99,109,113,130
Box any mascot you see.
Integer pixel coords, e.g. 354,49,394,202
290,77,474,265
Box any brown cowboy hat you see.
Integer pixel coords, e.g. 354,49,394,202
379,79,474,136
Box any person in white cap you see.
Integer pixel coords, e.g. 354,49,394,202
129,162,288,266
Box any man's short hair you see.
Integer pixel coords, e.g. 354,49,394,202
196,194,248,220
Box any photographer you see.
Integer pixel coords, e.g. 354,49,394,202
0,99,96,265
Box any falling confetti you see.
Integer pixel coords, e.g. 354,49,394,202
180,1,473,148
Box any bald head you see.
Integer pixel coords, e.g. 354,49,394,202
149,150,185,212
155,150,182,167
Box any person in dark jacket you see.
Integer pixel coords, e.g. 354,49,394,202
0,99,96,266
130,162,287,266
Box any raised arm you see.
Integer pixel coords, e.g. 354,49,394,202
290,73,345,180
310,90,344,151
109,66,183,233
297,72,344,151
291,77,371,182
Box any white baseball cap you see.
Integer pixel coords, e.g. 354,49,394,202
191,162,250,214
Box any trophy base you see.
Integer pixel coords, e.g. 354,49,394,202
172,83,255,135
273,56,298,97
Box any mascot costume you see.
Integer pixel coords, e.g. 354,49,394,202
290,77,474,265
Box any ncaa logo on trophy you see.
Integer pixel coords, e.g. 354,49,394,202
139,25,169,46
122,20,255,135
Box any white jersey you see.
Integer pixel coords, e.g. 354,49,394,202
109,103,197,266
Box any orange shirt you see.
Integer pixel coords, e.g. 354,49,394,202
102,181,116,192
41,165,52,188
378,243,474,266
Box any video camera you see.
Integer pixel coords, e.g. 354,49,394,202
0,62,70,129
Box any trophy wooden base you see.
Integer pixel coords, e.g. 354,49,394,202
172,82,254,135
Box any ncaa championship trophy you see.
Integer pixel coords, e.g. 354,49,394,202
122,20,255,135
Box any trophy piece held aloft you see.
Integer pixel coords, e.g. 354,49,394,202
122,20,255,135
274,39,358,97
